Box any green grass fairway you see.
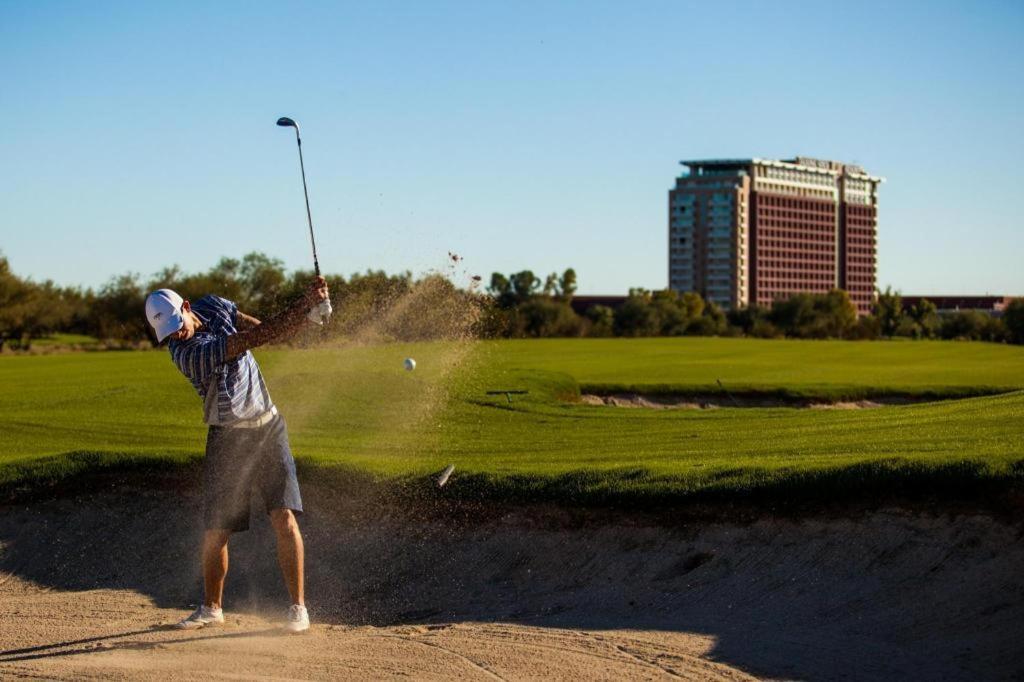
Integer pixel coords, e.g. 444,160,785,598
493,337,1023,397
2,338,1023,504
30,333,102,348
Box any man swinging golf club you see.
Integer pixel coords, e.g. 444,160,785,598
145,116,332,632
145,279,328,632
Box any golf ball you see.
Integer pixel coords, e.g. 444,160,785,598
404,357,416,372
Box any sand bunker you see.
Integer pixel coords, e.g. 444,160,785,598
2,481,1022,680
581,393,952,410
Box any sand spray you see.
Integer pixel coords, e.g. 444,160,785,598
260,252,490,474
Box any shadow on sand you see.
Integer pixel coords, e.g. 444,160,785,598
1,476,1022,680
0,627,283,664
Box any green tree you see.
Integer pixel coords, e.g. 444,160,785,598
768,293,818,337
614,289,659,337
0,256,30,348
818,289,858,338
1003,299,1024,345
487,273,513,308
238,252,287,316
58,285,96,337
679,292,705,320
558,268,577,301
907,298,939,339
0,257,75,349
586,305,615,337
148,264,184,291
750,318,781,338
850,314,881,340
93,273,149,342
202,257,246,303
542,272,559,296
726,305,766,335
765,290,856,339
518,298,584,337
23,281,74,342
939,310,995,341
687,301,727,336
148,257,245,308
651,290,688,335
510,270,540,303
874,286,903,337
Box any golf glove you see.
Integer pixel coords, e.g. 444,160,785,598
308,298,333,325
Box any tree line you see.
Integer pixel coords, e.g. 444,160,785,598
0,253,475,349
482,268,1024,344
1,254,1022,349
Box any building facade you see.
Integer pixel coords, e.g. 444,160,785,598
668,157,882,314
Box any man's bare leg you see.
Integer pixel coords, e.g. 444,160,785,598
202,530,231,608
270,509,304,605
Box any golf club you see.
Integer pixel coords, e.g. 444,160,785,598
277,116,332,324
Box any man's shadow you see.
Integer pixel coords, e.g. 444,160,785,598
0,626,284,664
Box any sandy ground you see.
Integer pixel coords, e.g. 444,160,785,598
0,589,742,681
2,481,1023,680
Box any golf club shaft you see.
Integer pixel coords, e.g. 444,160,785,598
293,131,320,277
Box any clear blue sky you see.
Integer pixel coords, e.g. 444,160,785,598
2,1,1021,295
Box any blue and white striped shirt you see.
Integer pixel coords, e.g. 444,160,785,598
168,295,273,426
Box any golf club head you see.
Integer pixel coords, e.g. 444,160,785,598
276,116,298,129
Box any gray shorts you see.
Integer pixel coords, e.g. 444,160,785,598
203,414,303,532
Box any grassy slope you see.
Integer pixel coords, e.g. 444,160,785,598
2,338,1023,502
491,337,1023,397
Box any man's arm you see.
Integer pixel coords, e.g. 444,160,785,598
236,311,262,331
225,278,328,358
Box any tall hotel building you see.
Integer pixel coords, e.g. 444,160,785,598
668,157,882,314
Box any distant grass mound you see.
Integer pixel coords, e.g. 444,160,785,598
2,338,1023,505
6,333,103,352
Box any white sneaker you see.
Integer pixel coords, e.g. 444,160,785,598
284,604,310,633
175,604,225,630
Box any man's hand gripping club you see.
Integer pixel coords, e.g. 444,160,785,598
307,287,333,325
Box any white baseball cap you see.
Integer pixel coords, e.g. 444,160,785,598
145,289,185,342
